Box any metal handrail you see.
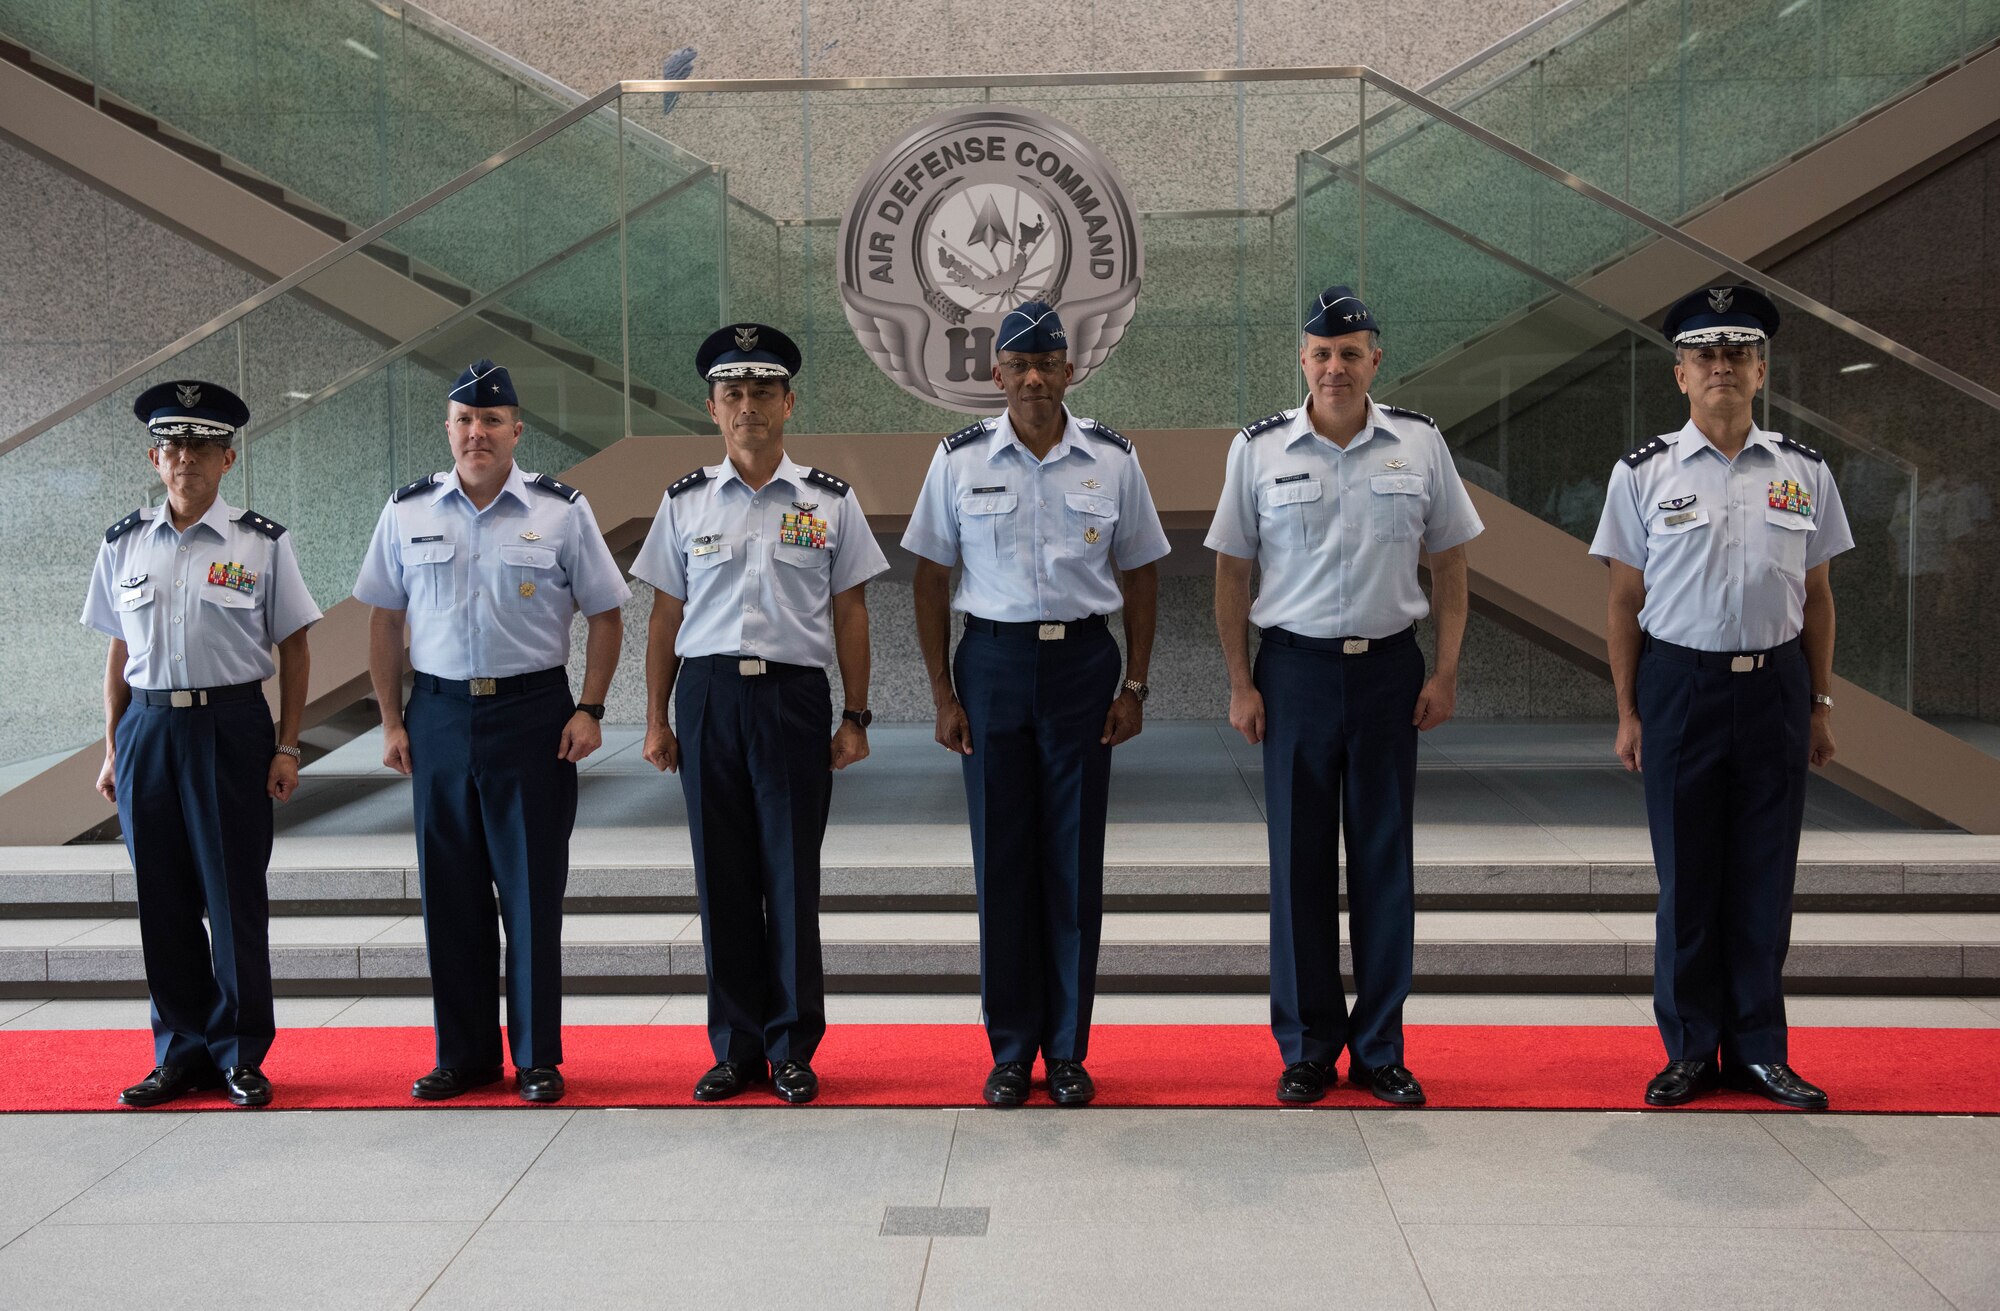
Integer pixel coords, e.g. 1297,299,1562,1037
9,63,1994,463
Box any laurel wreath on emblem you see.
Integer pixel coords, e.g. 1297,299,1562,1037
1708,287,1734,314
836,106,1144,413
176,383,202,408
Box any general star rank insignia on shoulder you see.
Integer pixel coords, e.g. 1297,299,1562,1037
206,561,257,593
1659,494,1697,512
1768,479,1812,516
780,511,828,549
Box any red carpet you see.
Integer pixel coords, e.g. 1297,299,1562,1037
4,1024,1996,1113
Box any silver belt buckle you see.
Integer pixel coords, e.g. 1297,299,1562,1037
468,677,498,696
1342,638,1369,655
1038,623,1065,641
169,690,195,708
738,658,768,676
1729,655,1758,673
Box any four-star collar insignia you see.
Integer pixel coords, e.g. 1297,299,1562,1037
520,531,542,542
1658,494,1697,512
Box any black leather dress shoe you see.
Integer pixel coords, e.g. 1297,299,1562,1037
1276,1060,1330,1104
118,1064,222,1108
1047,1060,1095,1106
982,1061,1031,1107
1352,1061,1426,1105
222,1065,272,1107
515,1066,565,1104
772,1059,819,1104
1723,1062,1828,1109
693,1060,764,1102
1644,1058,1718,1107
411,1065,503,1101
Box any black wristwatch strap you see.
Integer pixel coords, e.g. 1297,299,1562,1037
576,702,606,721
842,708,873,729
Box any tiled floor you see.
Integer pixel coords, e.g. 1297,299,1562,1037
0,1102,1992,1308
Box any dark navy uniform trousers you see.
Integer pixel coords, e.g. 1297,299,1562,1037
407,670,576,1070
676,657,832,1065
1258,627,1424,1071
1639,635,1811,1066
115,684,276,1071
954,616,1121,1065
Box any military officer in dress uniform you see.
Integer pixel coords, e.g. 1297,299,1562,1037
83,380,321,1108
1209,287,1484,1107
1589,286,1851,1110
633,324,888,1105
903,299,1170,1108
354,359,630,1105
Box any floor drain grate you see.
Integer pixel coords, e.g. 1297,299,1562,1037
880,1205,990,1236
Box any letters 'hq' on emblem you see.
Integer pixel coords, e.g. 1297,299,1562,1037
836,106,1144,413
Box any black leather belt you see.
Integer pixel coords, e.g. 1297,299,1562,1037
131,681,263,708
1260,625,1415,655
414,667,567,697
688,655,820,677
1643,634,1800,672
963,614,1110,641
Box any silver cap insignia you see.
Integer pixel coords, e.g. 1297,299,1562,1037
735,326,759,352
1708,287,1734,313
176,383,201,408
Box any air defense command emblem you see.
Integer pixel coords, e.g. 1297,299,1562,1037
837,106,1143,412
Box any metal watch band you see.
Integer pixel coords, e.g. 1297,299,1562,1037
274,745,302,760
1811,693,1834,710
1121,678,1150,703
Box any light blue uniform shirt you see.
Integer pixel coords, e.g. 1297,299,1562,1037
1205,400,1484,638
82,499,322,690
901,408,1171,622
1588,419,1854,651
352,464,631,680
631,454,890,669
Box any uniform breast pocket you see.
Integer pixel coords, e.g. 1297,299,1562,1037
404,541,456,610
1063,492,1118,552
1370,474,1425,542
1259,478,1323,550
773,543,829,611
499,544,559,607
957,493,1019,562
115,586,158,654
1763,507,1815,576
199,583,257,627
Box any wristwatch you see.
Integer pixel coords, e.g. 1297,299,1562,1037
273,745,301,760
1811,693,1834,711
842,708,873,729
577,703,606,721
1121,678,1150,703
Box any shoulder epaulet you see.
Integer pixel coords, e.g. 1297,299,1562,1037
530,472,581,503
667,467,711,500
943,419,992,452
236,510,285,540
104,507,146,543
1241,411,1290,440
804,467,850,497
1381,404,1439,429
1777,434,1824,463
391,473,437,503
1622,438,1670,467
1079,418,1132,452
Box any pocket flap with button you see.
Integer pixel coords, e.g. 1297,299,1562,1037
117,586,153,612
689,542,732,568
406,541,455,565
775,543,825,568
959,493,1018,517
1370,474,1423,496
1764,508,1816,532
201,586,254,609
1263,479,1323,508
1064,492,1116,517
499,544,558,568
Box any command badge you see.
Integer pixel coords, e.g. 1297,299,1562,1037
1083,526,1101,544
519,581,536,598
